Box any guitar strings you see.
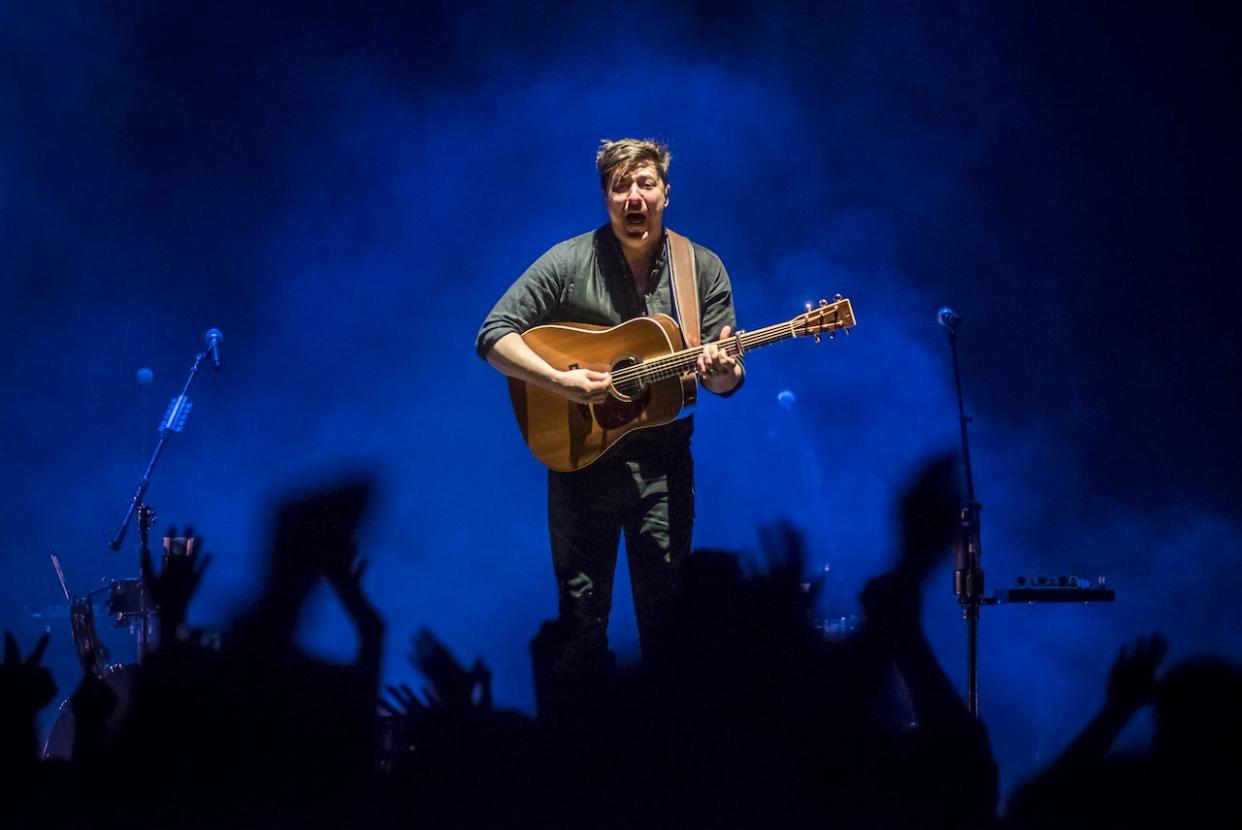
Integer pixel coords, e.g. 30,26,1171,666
608,302,849,385
609,319,811,385
611,322,793,383
610,331,752,383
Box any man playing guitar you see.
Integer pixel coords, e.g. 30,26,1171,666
476,138,742,679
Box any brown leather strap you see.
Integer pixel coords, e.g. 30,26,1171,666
666,229,700,348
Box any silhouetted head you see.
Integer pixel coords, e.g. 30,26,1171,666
1152,656,1242,766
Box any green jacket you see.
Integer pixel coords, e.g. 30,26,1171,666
476,225,740,377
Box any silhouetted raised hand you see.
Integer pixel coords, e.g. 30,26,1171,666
1149,656,1242,826
895,452,963,584
1079,632,1169,755
0,631,57,767
68,647,117,761
410,629,492,710
1006,632,1172,829
327,557,385,669
380,681,423,717
859,453,964,646
1054,632,1170,770
378,629,492,733
757,520,812,591
270,480,372,584
849,456,996,829
378,631,496,805
234,479,374,656
142,526,213,639
1105,632,1168,716
0,632,56,718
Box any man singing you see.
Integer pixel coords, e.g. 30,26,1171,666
476,138,742,678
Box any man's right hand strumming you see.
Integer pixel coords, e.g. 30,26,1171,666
486,332,612,404
554,368,612,404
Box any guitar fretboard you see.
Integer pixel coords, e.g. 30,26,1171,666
610,317,832,386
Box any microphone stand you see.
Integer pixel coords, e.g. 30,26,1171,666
108,348,210,552
943,315,986,718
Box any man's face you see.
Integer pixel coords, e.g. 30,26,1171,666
605,164,670,246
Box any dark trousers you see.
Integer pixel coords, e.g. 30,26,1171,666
546,425,695,677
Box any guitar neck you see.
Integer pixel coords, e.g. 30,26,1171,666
612,319,811,385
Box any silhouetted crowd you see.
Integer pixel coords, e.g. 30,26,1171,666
2,458,1238,828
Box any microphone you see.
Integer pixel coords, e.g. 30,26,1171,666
937,307,961,331
204,328,223,371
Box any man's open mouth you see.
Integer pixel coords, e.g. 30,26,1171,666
625,212,646,226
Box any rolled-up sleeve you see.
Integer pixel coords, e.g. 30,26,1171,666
696,248,746,397
697,250,737,343
475,247,566,359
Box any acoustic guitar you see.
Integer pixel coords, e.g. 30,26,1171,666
508,296,856,471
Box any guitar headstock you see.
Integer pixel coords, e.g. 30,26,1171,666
794,295,856,342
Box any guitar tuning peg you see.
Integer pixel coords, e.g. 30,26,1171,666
805,301,813,312
833,293,843,301
814,333,822,344
819,298,829,308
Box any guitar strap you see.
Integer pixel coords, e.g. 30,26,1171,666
665,229,700,348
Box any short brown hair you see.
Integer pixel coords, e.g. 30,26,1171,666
596,138,671,192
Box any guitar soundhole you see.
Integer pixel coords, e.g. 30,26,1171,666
594,393,647,429
608,356,647,399
594,356,648,429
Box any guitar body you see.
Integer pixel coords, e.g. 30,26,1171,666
509,314,698,472
503,295,856,472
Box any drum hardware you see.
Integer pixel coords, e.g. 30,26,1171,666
39,527,214,762
49,503,202,667
106,578,151,622
129,502,159,662
42,554,112,674
50,553,71,602
70,594,110,677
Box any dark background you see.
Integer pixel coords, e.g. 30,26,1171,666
2,0,1237,800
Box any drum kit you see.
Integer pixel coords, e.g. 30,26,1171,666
36,332,224,758
39,504,201,759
